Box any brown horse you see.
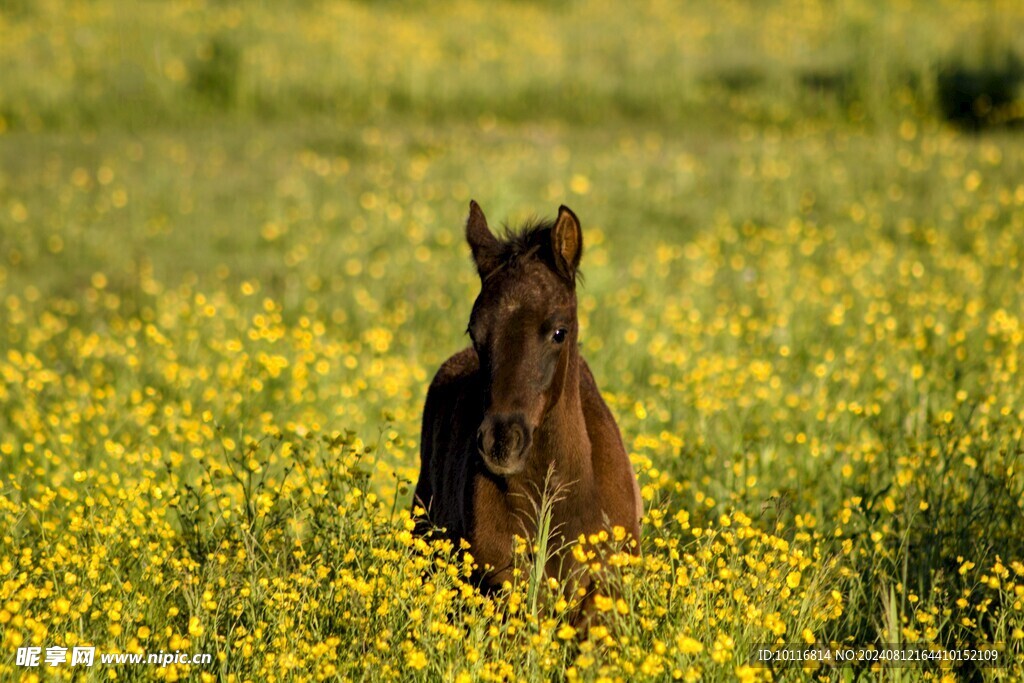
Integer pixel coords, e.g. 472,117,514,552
412,200,642,607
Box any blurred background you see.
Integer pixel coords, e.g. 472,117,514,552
3,0,1023,298
2,0,1023,132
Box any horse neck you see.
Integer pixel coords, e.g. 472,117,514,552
531,345,593,492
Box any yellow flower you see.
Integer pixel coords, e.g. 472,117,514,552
675,635,703,654
406,650,427,671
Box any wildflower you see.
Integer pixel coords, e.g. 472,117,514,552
675,635,703,654
406,649,427,671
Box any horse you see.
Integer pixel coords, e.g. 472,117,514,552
412,200,642,617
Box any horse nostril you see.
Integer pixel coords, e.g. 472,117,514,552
476,427,488,456
507,423,523,455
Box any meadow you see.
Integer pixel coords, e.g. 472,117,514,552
2,0,1024,680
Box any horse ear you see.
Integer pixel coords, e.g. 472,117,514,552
466,200,500,278
551,205,582,280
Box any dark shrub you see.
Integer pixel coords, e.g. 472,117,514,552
937,50,1023,130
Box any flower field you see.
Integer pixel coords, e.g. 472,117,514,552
2,0,1024,681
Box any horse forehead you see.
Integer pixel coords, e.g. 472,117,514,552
494,268,565,313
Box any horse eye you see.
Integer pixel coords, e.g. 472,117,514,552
552,328,567,344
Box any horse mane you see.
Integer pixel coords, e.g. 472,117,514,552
484,218,583,284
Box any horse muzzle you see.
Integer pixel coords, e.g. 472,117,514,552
477,413,532,476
